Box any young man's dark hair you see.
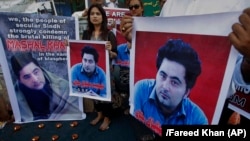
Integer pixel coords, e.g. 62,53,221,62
11,52,40,79
156,39,202,89
81,45,99,63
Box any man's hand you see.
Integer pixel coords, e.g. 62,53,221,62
120,15,133,42
229,8,250,58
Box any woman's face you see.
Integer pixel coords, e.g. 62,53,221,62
129,0,143,17
90,7,103,25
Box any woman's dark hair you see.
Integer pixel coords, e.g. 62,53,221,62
86,4,109,40
11,52,40,79
81,45,99,63
156,39,202,89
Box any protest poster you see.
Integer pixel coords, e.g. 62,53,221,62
0,12,85,123
129,12,241,136
104,7,129,45
0,0,57,15
67,40,111,101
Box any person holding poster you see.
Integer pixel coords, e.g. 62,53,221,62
71,45,107,97
10,52,82,122
114,41,131,115
133,39,208,135
116,1,159,140
82,4,118,131
113,0,144,115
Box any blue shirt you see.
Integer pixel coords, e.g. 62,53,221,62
114,43,130,93
133,79,208,135
115,43,130,68
71,63,107,97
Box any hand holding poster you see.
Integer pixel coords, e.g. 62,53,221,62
129,12,241,136
0,12,85,123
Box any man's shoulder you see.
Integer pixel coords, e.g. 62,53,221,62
182,98,208,124
137,78,155,83
117,43,127,48
135,79,156,88
134,79,155,99
96,66,105,74
182,98,197,105
182,98,204,112
71,63,82,69
42,68,68,84
117,43,128,52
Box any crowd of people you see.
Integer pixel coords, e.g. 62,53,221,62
1,0,250,141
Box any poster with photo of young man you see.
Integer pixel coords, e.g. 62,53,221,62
129,12,241,136
0,12,85,123
67,40,111,102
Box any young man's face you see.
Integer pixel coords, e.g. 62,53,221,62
82,53,96,74
19,62,46,90
90,7,103,25
155,58,189,112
